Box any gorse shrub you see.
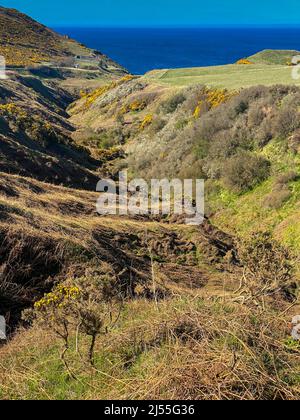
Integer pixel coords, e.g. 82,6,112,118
126,84,300,196
23,265,123,368
77,75,135,112
160,93,186,114
236,58,254,65
140,114,153,130
222,152,271,193
193,88,235,118
0,103,30,131
0,102,65,147
121,99,147,114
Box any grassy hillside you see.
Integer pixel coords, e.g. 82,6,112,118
70,73,300,257
0,74,110,189
247,49,300,65
1,292,299,400
0,174,299,400
144,63,300,89
0,169,236,337
0,23,300,399
0,6,125,74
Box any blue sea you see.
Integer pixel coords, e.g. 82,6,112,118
53,27,300,74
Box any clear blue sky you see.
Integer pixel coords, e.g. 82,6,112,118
1,0,300,26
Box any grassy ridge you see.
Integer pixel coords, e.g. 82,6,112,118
247,49,300,65
144,64,300,89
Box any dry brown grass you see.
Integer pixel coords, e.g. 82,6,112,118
147,309,299,400
0,171,299,400
0,171,232,334
1,79,299,399
1,294,299,400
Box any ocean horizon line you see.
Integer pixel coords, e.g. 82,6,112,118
51,24,300,30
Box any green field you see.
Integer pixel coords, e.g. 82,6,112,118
144,63,300,89
247,49,300,65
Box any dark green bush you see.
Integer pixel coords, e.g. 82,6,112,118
97,128,127,149
222,152,271,193
160,93,186,114
234,100,249,115
273,108,300,137
149,117,167,134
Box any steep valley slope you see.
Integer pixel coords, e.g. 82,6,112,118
0,7,300,401
0,73,103,189
1,71,300,399
0,7,240,347
0,6,125,74
70,78,300,252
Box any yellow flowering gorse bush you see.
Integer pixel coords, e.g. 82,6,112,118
0,103,28,119
79,75,135,110
193,88,236,118
140,114,153,130
236,58,254,65
34,285,81,311
0,102,62,146
24,267,123,369
121,100,147,114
